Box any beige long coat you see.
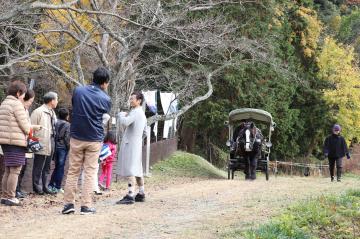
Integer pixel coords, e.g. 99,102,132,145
30,104,57,156
117,107,147,177
0,95,31,147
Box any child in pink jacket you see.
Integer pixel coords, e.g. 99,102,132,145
99,131,117,190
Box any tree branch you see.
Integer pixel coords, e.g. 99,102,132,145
147,70,214,125
41,59,82,86
0,0,80,22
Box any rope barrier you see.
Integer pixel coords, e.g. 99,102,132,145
348,153,360,156
270,161,329,169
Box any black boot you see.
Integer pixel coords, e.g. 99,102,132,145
337,168,342,182
135,193,145,202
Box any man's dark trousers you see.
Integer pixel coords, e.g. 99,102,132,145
32,138,55,193
328,157,342,180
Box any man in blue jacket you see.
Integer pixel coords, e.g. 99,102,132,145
62,67,111,215
323,124,351,182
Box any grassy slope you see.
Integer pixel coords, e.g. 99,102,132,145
151,151,227,179
112,151,226,191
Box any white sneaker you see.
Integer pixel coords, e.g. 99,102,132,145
94,191,102,195
5,198,21,206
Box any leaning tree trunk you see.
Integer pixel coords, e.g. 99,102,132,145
110,61,136,115
110,59,137,156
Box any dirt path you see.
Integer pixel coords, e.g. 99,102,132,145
0,176,359,239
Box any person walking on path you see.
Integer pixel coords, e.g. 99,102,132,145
16,89,36,199
323,124,351,182
116,92,147,205
0,81,40,206
62,67,111,215
99,131,117,191
48,108,70,193
31,92,58,195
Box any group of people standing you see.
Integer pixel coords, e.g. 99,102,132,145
0,87,70,202
0,66,353,213
0,84,64,205
0,67,148,214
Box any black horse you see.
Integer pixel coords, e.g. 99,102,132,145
233,122,263,180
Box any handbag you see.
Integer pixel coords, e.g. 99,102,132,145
27,139,43,153
27,129,43,153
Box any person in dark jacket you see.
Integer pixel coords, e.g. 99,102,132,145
62,67,111,215
323,124,351,182
48,108,70,193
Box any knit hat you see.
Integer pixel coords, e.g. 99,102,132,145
333,124,341,132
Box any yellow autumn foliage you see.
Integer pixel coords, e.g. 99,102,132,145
34,0,100,77
296,7,322,58
271,5,285,29
318,37,360,141
328,15,342,33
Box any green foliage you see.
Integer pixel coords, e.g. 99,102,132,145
208,143,228,169
0,86,5,102
338,10,360,57
152,151,227,179
221,0,276,39
244,190,360,239
184,0,333,159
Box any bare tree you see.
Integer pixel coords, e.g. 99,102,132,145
0,0,269,119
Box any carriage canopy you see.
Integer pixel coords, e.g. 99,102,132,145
228,108,274,125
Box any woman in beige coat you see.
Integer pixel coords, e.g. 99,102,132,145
0,81,39,206
16,89,36,198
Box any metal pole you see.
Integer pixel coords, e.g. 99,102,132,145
145,126,151,177
29,79,35,90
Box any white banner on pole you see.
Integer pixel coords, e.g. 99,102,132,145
160,92,175,138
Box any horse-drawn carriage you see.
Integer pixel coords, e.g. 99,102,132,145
225,108,275,180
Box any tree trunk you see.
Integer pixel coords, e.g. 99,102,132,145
179,125,196,153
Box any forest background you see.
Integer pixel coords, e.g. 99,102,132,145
0,0,359,167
